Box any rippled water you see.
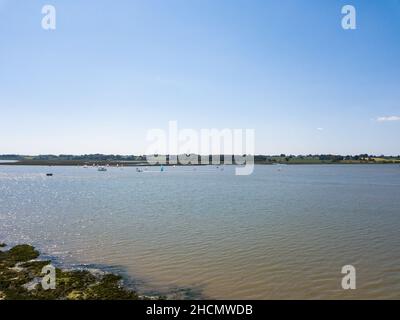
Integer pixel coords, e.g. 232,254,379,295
1,164,400,299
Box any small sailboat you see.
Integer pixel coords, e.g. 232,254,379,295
160,165,164,172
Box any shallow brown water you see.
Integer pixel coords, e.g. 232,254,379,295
1,164,399,299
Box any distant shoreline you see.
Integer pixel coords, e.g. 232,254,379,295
0,160,399,166
1,154,400,167
0,160,148,166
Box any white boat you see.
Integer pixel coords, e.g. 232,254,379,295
98,167,107,172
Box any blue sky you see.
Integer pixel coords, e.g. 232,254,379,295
1,0,399,155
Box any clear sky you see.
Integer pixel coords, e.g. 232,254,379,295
1,0,399,155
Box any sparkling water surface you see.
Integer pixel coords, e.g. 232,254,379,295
1,164,399,299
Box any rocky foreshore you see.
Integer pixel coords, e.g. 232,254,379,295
0,243,156,300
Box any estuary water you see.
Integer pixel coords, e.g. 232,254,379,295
0,164,399,299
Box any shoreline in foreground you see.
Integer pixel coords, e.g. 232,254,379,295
0,243,161,300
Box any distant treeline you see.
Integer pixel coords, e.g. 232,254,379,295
1,154,400,163
0,154,146,161
258,154,400,162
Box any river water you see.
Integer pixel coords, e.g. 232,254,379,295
1,164,399,299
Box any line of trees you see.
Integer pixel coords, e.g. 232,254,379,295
1,154,399,161
0,154,146,161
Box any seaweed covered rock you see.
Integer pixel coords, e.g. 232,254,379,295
0,244,141,300
0,245,40,299
0,244,39,267
84,274,139,300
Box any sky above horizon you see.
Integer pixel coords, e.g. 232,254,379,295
1,0,400,155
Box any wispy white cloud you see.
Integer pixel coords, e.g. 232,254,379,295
317,127,324,131
376,116,400,122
